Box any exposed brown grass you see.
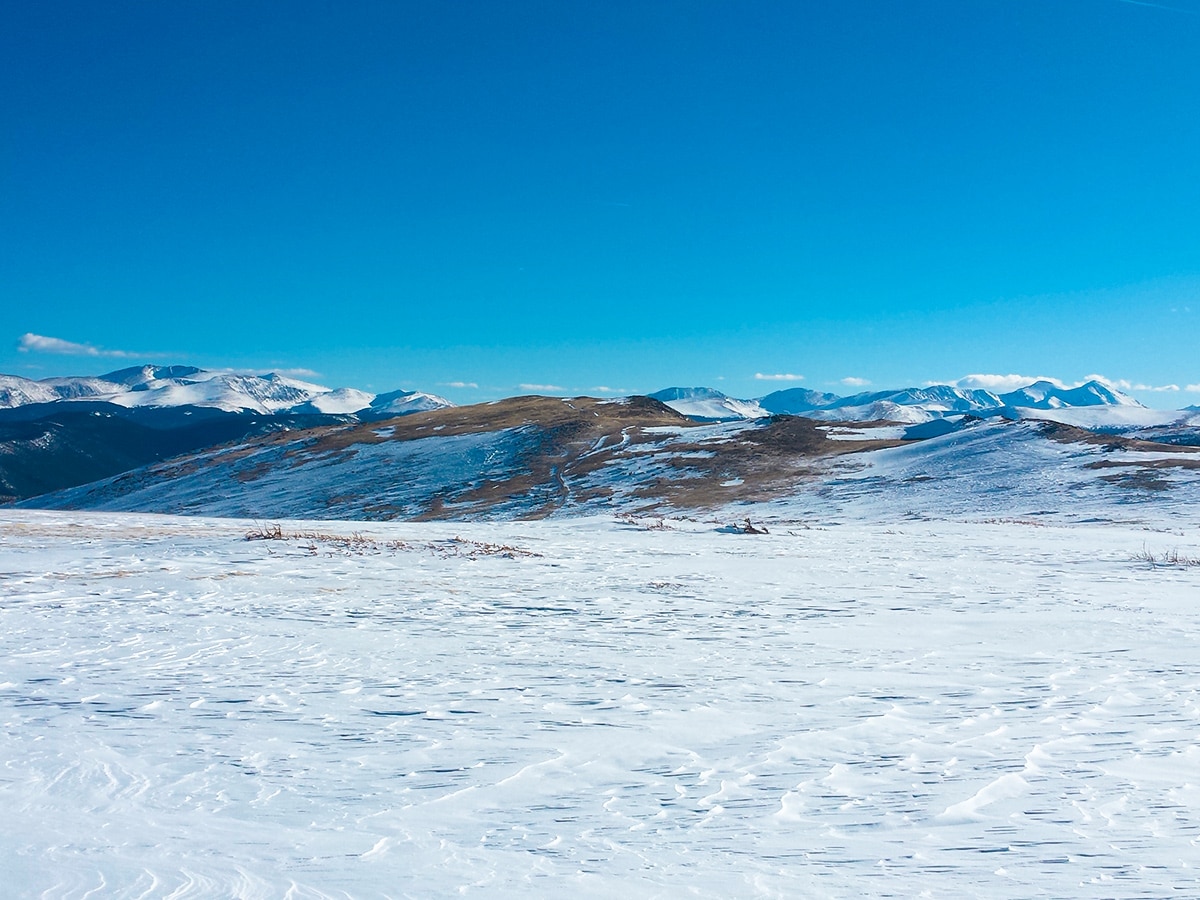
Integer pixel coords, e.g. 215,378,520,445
244,523,539,557
229,404,914,519
1041,421,1200,454
1087,458,1200,470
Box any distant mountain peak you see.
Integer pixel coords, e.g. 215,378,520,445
98,365,203,387
651,378,1146,425
998,379,1141,410
649,387,765,422
649,387,730,402
758,387,842,414
0,365,454,417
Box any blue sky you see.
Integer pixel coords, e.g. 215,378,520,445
3,1,1199,405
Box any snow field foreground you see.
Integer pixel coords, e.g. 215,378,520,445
2,512,1199,898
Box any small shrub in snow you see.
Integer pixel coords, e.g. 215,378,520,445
1134,545,1200,567
615,514,674,531
244,524,537,558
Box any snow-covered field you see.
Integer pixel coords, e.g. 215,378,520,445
3,510,1199,898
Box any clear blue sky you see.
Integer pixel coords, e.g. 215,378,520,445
3,0,1199,405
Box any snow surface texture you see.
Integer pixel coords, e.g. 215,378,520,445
3,510,1200,898
792,420,1200,527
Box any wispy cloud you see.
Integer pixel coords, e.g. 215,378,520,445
1109,0,1200,15
840,376,870,387
590,386,628,394
18,332,138,359
218,366,322,379
1084,374,1179,393
1128,382,1180,392
1186,384,1200,393
440,381,479,389
519,383,565,392
754,372,804,382
273,367,321,379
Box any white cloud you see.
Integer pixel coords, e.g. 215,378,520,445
18,332,137,358
1084,374,1131,390
754,372,804,382
271,368,321,378
1187,384,1200,393
1111,0,1200,17
519,383,565,392
840,376,870,387
590,386,627,394
222,366,321,379
950,373,1180,394
1084,374,1179,392
440,381,479,389
951,373,1068,392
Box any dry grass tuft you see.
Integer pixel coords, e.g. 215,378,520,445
1133,545,1200,568
615,514,674,531
244,523,538,558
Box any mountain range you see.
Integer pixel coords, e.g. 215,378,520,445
0,365,450,503
650,379,1140,424
0,365,451,416
4,365,1200,515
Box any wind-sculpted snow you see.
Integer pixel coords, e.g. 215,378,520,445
2,511,1200,897
780,420,1200,527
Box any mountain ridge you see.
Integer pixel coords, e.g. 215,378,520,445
656,379,1147,424
4,365,1197,509
16,396,1200,524
0,366,452,417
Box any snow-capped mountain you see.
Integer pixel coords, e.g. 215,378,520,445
0,365,452,417
648,387,766,421
0,373,118,407
0,366,457,502
996,379,1138,409
756,388,842,414
368,389,455,417
658,380,1144,425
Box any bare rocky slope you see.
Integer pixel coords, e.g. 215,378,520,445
15,396,901,519
15,395,1200,523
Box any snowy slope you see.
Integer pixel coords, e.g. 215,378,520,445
0,373,123,407
789,399,936,424
1014,405,1197,430
649,387,767,421
767,418,1200,526
757,387,841,413
3,510,1200,897
368,389,455,417
288,387,377,415
20,400,1200,527
16,398,764,519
